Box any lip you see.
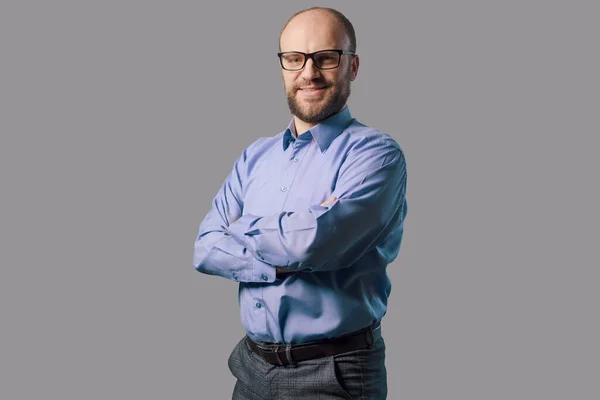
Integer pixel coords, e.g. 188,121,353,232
297,86,328,96
299,86,326,90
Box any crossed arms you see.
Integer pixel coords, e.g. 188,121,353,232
193,138,407,283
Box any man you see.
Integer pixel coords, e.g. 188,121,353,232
193,7,407,399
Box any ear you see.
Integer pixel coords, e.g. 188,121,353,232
350,55,360,81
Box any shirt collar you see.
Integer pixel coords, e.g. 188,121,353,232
282,106,353,152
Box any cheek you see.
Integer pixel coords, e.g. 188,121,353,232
282,72,300,88
322,71,341,85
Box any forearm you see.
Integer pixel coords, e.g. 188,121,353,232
193,154,277,282
228,200,398,272
194,230,276,283
227,146,407,272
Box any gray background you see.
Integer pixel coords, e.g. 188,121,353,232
1,0,598,399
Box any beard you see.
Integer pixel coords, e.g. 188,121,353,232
286,69,352,124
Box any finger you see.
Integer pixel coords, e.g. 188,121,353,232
320,196,337,206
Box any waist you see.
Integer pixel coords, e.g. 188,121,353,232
239,275,390,343
245,320,382,366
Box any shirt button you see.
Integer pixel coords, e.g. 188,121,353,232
255,302,262,309
293,157,299,162
280,186,287,192
261,274,268,281
233,273,238,280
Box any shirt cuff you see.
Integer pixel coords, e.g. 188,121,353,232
252,257,276,283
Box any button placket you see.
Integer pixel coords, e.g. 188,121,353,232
252,286,267,337
280,140,314,209
280,146,300,193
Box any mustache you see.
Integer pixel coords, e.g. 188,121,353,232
293,78,331,90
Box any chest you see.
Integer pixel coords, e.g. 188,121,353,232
243,141,339,215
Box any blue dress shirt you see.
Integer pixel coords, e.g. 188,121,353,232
194,106,407,344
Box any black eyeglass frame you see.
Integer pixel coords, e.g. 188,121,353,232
277,49,357,71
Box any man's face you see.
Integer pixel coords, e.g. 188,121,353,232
279,11,359,124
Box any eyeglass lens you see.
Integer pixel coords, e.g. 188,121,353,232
281,51,340,70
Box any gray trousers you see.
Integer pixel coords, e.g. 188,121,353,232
227,334,387,400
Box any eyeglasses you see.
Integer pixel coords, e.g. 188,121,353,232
277,49,356,71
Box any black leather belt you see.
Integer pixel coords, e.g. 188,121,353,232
245,321,382,366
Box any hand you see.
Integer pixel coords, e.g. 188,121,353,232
276,266,294,279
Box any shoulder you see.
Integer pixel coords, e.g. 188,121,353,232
340,119,405,161
236,131,286,171
242,133,281,155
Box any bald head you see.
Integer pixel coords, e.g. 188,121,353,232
279,7,356,53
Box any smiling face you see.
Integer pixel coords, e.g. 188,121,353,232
279,10,359,130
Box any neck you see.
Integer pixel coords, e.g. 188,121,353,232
293,117,317,137
293,105,347,137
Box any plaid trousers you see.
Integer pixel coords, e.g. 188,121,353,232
227,334,387,400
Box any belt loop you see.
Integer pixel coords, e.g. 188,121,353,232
371,320,382,344
285,344,297,368
366,328,374,346
366,320,380,346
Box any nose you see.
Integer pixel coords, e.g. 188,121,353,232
300,57,321,80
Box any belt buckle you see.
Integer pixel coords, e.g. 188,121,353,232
275,345,297,367
273,345,296,367
271,345,285,366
